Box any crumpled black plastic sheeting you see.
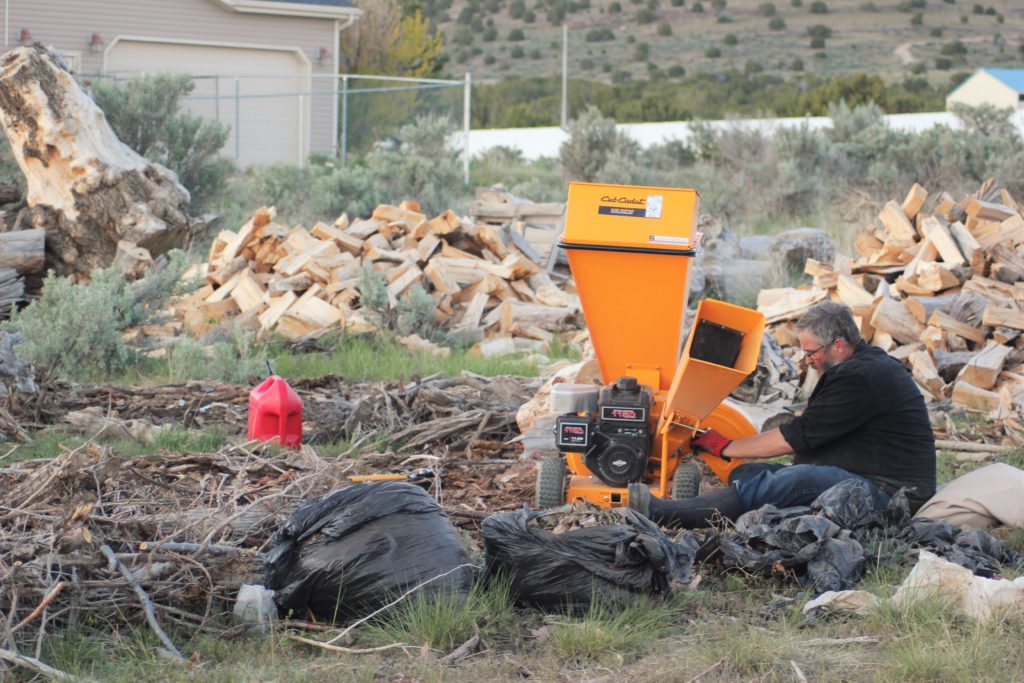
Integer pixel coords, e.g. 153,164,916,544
263,482,473,622
896,519,1022,577
698,478,1021,593
481,507,699,610
701,479,896,593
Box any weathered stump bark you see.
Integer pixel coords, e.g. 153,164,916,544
0,44,194,277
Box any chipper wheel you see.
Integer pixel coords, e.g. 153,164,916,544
671,463,702,499
535,456,567,510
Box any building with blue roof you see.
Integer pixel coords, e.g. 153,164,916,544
947,68,1024,110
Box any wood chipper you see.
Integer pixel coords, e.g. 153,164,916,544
535,182,766,510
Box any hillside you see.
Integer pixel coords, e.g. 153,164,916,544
429,0,1024,87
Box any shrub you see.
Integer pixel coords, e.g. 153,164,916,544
483,26,498,40
559,106,640,182
716,13,732,21
509,0,525,16
0,136,23,191
529,48,542,58
861,1,877,9
809,0,828,11
758,2,776,14
972,2,982,13
670,0,685,6
941,40,967,55
807,24,833,39
635,7,657,22
705,46,722,57
667,64,686,77
580,58,595,69
510,45,525,57
810,36,825,48
960,14,967,23
508,28,525,40
484,53,497,64
769,16,786,29
791,0,802,5
692,1,704,11
911,11,923,24
585,27,616,41
524,9,536,21
711,0,726,8
453,27,474,45
931,27,943,36
608,1,622,11
657,20,673,35
3,256,189,382
724,33,738,45
910,61,927,74
745,59,764,74
634,42,650,60
790,57,804,70
91,74,231,209
935,56,953,69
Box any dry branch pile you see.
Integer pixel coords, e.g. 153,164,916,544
758,179,1024,437
0,372,541,663
158,200,580,358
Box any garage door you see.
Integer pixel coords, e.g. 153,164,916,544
106,40,310,167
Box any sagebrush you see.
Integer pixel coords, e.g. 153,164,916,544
2,255,190,382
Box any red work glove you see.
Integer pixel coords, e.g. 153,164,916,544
691,429,732,460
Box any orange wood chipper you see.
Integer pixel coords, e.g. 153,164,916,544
535,182,766,510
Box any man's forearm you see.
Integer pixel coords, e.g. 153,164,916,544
721,428,793,459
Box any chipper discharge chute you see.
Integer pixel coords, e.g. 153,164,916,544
535,182,766,510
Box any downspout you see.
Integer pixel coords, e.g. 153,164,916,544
335,12,357,160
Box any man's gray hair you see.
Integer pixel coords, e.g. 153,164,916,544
796,301,862,347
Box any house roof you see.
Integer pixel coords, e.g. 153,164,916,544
211,0,360,19
265,0,356,8
982,68,1024,93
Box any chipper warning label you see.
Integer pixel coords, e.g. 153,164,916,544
598,194,663,219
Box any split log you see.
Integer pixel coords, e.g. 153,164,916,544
956,341,1012,390
0,45,195,277
904,295,957,324
870,297,923,345
0,229,43,274
951,381,1002,412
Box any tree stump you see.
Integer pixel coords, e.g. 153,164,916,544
0,44,195,277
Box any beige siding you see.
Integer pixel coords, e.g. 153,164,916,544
947,71,1020,110
7,0,342,163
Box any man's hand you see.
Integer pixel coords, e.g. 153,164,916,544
691,429,731,459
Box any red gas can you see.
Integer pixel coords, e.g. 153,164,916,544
247,376,303,449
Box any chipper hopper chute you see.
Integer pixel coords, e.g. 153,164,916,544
535,182,766,510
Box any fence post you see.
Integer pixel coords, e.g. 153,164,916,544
234,77,241,162
341,74,349,165
463,72,471,186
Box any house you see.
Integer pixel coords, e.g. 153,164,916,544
946,68,1024,111
3,0,361,167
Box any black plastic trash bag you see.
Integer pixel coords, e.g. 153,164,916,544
898,519,1023,577
481,506,697,610
810,478,880,530
263,482,473,622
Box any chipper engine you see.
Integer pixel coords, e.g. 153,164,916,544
535,182,766,510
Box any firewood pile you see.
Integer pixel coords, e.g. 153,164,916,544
757,179,1024,433
161,200,581,358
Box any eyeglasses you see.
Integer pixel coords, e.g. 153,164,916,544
802,343,828,358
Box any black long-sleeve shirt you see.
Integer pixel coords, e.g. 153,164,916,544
779,340,936,510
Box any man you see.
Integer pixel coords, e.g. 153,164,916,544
630,301,936,528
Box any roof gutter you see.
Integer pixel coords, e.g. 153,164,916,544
212,0,361,20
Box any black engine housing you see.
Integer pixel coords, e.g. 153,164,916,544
555,376,654,487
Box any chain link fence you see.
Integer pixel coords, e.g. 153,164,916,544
89,71,472,180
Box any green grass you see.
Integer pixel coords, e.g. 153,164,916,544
547,599,678,664
269,334,542,382
0,427,231,465
360,579,518,652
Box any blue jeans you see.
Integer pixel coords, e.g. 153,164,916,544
727,462,891,513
